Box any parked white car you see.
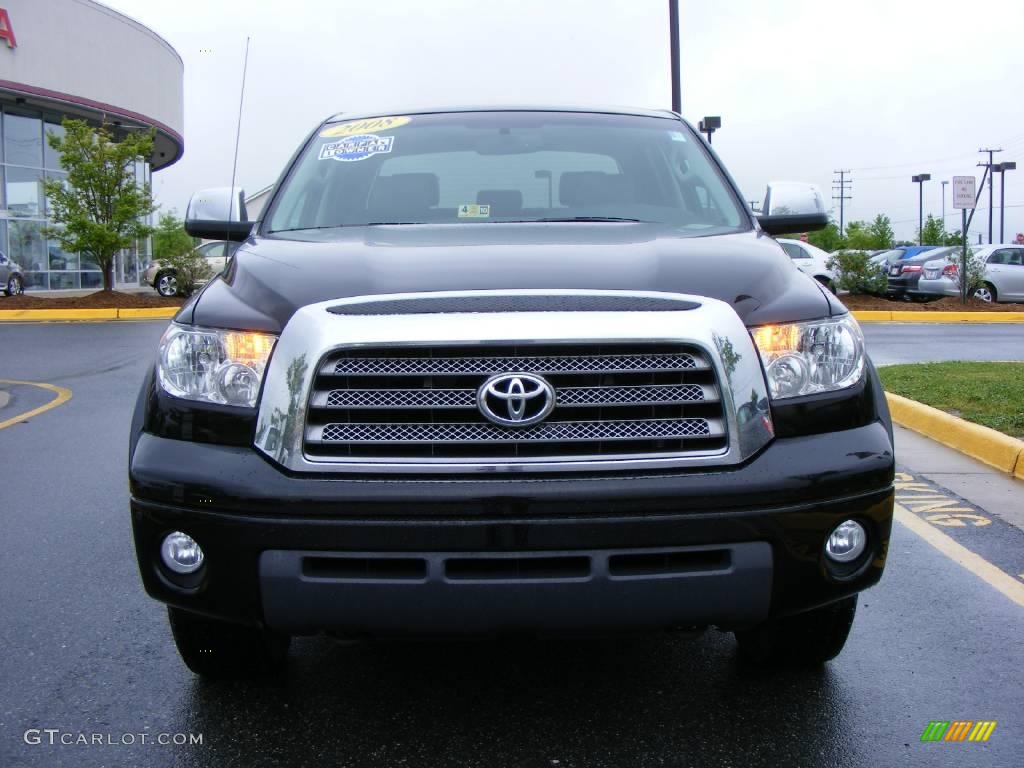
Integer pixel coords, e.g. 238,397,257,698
918,244,1024,303
777,238,836,292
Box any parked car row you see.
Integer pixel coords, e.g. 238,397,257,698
918,244,1024,303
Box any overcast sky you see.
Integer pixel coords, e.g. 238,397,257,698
106,0,1024,243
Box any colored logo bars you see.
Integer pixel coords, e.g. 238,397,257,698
920,721,997,742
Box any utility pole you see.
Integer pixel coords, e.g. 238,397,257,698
669,0,680,113
978,148,1003,243
832,170,851,236
941,180,948,228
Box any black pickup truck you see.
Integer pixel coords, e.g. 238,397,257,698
129,107,894,677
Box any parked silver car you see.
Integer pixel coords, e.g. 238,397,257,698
918,244,1024,303
0,250,25,296
143,241,237,297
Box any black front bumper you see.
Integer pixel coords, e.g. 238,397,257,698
130,419,894,635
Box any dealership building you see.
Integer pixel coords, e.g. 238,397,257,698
0,0,183,291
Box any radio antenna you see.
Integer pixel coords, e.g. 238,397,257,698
228,36,251,224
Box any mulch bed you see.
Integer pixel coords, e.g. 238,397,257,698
1,290,1019,313
840,294,1023,312
0,291,183,309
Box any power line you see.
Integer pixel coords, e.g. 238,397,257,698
832,170,851,235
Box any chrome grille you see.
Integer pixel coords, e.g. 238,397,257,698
304,343,728,463
311,418,720,444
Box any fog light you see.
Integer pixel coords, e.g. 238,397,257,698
825,520,866,563
161,531,205,574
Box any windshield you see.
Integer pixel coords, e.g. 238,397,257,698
264,111,748,235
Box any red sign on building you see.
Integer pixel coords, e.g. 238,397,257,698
0,8,16,49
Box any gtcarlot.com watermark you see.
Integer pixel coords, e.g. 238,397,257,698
24,729,203,747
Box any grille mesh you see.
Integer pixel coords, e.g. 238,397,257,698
329,353,701,376
305,343,727,465
315,419,717,444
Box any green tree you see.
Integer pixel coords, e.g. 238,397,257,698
844,220,874,250
804,221,845,252
867,214,894,249
42,119,156,291
152,211,196,262
918,214,947,246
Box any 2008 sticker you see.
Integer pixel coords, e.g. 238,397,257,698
320,116,412,138
319,134,394,162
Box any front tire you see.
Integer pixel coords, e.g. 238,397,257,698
974,283,997,303
167,607,290,678
733,595,857,666
4,274,23,297
156,271,178,297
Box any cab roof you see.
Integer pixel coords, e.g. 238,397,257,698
322,105,681,126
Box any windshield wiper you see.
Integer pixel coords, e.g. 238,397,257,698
268,222,429,233
519,216,648,223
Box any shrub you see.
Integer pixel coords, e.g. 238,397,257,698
941,247,987,301
162,247,212,297
826,250,887,296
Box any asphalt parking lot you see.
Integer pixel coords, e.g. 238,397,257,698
1,320,1022,768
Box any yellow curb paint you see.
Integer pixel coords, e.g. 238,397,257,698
0,379,73,431
895,504,1024,608
886,311,1024,323
850,310,893,322
886,393,1024,476
0,308,117,321
116,307,178,319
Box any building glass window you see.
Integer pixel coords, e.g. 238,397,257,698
4,111,43,168
6,166,44,218
9,219,47,287
44,121,65,170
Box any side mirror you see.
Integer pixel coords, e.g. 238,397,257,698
756,181,829,236
184,187,252,241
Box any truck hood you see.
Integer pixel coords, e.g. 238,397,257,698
185,223,843,333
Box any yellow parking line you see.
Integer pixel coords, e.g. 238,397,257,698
895,504,1024,608
0,379,73,431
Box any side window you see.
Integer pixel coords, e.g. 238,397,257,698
200,243,225,260
0,252,7,265
987,250,1009,265
781,242,809,259
1005,249,1023,266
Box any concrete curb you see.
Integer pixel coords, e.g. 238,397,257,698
0,307,178,321
852,310,1024,323
1,307,1022,323
886,392,1024,480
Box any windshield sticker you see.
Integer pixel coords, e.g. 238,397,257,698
457,204,491,218
320,116,412,138
669,131,687,142
319,134,394,162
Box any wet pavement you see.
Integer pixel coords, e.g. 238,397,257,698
1,320,1021,768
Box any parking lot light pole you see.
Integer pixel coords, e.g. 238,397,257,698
941,180,948,228
699,116,721,145
912,174,931,245
995,162,1015,243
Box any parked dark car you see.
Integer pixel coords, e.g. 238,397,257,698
129,107,895,678
886,246,958,300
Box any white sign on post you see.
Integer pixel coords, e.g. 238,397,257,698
952,176,976,209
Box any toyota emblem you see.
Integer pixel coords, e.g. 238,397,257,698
477,373,556,427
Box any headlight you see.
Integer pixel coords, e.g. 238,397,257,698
158,324,277,407
751,315,865,399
